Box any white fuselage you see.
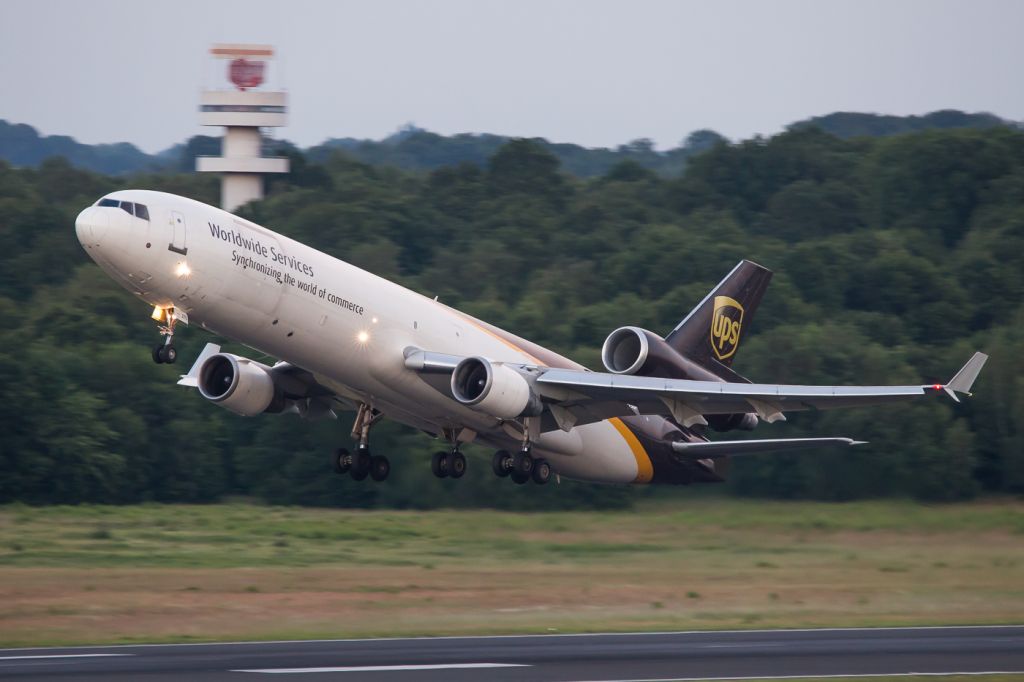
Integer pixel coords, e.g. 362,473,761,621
75,190,655,484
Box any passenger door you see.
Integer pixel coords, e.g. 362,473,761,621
169,211,187,255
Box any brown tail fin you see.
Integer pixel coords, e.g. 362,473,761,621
664,260,772,370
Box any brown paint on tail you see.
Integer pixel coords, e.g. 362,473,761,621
665,260,772,371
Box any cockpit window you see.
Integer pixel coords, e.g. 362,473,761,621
95,197,150,221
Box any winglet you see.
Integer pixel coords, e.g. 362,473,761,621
177,343,221,387
945,352,989,399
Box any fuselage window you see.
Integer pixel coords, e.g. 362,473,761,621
120,202,135,216
135,204,149,221
98,198,119,208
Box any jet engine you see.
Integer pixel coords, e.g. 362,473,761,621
602,326,758,432
197,353,284,417
602,326,715,379
450,357,542,419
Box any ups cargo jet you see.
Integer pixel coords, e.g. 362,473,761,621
75,190,988,486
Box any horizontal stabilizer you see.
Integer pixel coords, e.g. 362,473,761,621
672,437,865,459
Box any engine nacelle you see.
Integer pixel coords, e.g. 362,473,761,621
197,353,281,417
602,327,759,432
451,357,542,419
602,326,719,379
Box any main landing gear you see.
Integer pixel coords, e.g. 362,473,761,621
151,306,181,364
430,447,467,479
332,404,390,483
492,448,552,485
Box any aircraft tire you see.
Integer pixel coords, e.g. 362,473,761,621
152,345,165,364
350,446,371,481
431,451,449,478
449,452,466,479
157,345,177,364
369,455,390,482
332,447,351,474
491,450,512,477
531,459,551,485
512,451,534,476
510,470,530,485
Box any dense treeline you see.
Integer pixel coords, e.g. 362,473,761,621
2,110,1017,177
1,125,1021,508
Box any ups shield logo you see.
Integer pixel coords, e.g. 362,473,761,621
710,296,744,361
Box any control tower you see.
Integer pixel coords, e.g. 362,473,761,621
196,44,289,212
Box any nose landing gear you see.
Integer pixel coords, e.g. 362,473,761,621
151,306,185,364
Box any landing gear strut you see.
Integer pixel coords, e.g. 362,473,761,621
151,307,181,364
496,417,551,485
333,404,390,483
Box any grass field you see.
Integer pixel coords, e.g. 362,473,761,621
0,498,1021,647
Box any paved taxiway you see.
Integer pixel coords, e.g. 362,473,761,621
1,625,1022,681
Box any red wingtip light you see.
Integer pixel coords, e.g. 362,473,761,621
933,384,943,391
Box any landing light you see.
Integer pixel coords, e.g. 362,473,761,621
356,330,370,344
175,262,191,277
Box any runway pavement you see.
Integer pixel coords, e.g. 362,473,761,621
1,625,1022,681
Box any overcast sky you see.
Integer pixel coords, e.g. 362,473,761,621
1,0,1022,153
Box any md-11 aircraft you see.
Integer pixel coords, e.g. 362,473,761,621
75,190,987,486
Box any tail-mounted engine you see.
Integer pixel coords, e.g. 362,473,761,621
197,353,285,416
602,326,731,380
602,326,757,432
450,357,543,420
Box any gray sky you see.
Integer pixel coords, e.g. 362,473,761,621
1,0,1022,153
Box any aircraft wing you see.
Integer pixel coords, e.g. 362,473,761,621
407,349,988,431
534,351,987,427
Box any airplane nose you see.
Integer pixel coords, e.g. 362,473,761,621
75,206,108,247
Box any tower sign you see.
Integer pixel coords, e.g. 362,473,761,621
196,44,289,211
229,59,265,90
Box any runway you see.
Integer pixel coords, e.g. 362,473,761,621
1,625,1022,681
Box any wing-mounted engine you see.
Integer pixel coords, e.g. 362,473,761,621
450,357,543,419
179,344,338,419
197,353,286,416
601,326,757,432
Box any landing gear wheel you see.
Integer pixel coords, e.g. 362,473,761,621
156,345,177,364
332,448,351,474
491,450,512,478
152,345,165,364
369,455,390,482
449,452,467,479
510,471,530,485
531,459,552,485
431,451,450,478
350,446,370,481
512,451,534,477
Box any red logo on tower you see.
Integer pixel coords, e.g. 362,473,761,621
229,59,265,90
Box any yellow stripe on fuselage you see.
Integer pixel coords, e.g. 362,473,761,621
608,418,654,483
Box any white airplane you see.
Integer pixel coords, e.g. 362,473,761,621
75,190,988,486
